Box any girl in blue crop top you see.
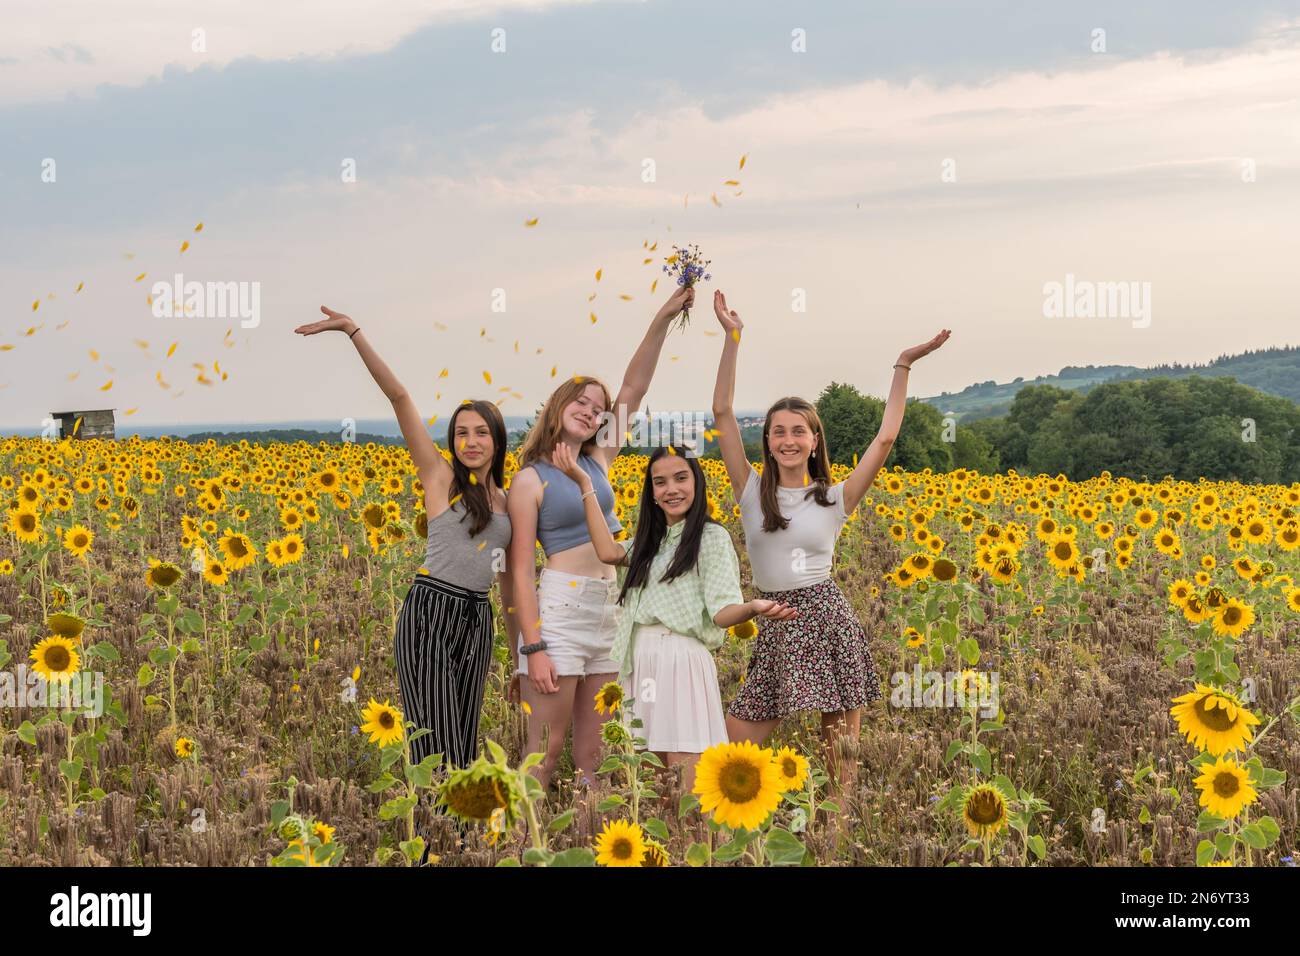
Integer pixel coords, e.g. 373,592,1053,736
507,285,695,791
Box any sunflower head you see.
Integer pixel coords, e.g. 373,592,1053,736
30,635,81,682
1170,684,1261,756
1193,755,1258,820
593,681,624,716
641,839,670,867
145,560,183,590
772,746,810,792
693,741,783,831
437,757,523,827
961,782,1008,838
174,736,195,759
46,611,86,641
593,818,647,867
359,697,404,748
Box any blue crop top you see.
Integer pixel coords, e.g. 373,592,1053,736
529,454,623,555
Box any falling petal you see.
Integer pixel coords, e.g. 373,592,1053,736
723,180,740,186
651,279,658,293
100,380,112,391
642,258,652,265
483,371,492,384
588,293,596,302
31,300,39,312
134,339,149,349
0,344,14,352
438,368,449,378
589,312,597,324
194,222,203,232
711,193,721,206
619,294,632,301
427,415,438,427
135,272,146,282
648,241,657,251
125,408,138,416
75,282,84,293
167,342,178,357
739,153,747,169
524,217,539,227
595,268,602,281
73,417,83,435
550,365,557,377
180,240,190,253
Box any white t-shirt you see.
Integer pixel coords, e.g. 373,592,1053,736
738,464,849,592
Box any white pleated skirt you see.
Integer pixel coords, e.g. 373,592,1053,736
621,622,729,754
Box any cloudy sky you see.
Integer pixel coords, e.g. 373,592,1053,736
3,0,1299,428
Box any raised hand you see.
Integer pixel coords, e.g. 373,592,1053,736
713,289,743,335
294,305,356,336
899,329,951,365
656,285,695,322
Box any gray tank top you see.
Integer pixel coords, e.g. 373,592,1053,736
421,500,512,592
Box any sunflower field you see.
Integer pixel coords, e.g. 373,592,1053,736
2,433,1299,867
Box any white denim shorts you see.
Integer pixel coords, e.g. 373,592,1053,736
516,567,622,678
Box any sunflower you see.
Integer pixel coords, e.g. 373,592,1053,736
693,741,783,831
593,681,624,715
1211,598,1255,639
437,757,522,826
905,553,933,578
279,533,306,565
265,539,287,568
30,635,81,682
594,818,647,867
1167,579,1194,608
361,502,387,530
174,737,195,758
729,619,757,640
1193,756,1258,819
145,559,183,589
359,698,404,747
313,821,336,844
1170,684,1261,756
217,530,257,570
1153,528,1180,555
63,524,94,558
772,746,810,792
932,557,958,582
990,556,1019,585
46,612,86,641
8,509,43,544
0,559,13,576
1182,594,1212,624
961,782,1008,838
203,559,229,586
1286,587,1300,614
1046,536,1079,571
641,839,670,867
904,626,925,648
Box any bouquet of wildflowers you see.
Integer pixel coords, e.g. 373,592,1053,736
662,243,711,331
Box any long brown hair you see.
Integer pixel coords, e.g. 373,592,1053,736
446,400,507,537
516,375,613,468
757,397,834,533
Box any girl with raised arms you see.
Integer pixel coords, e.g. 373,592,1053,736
294,307,516,783
507,287,693,791
709,289,950,792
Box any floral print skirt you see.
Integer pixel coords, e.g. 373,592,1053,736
727,577,882,722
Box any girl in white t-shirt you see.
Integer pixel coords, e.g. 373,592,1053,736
709,289,950,791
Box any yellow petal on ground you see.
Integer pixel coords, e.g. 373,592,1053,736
514,340,519,353
221,372,228,380
619,294,632,300
167,342,177,357
99,380,112,391
665,254,678,264
524,217,539,227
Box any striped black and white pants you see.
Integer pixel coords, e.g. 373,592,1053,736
393,573,495,769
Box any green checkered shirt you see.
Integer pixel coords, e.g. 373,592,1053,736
611,520,744,677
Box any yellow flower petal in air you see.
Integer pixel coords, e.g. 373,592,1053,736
595,268,602,281
135,273,146,282
724,179,740,186
75,282,84,292
651,279,658,293
739,153,747,169
549,365,556,377
100,380,113,391
524,217,538,227
167,342,177,357
32,300,39,311
711,192,721,206
590,312,597,324
483,371,492,384
125,408,138,416
194,222,204,232
619,294,632,301
180,240,190,253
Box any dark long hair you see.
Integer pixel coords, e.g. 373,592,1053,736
617,446,718,605
758,397,834,533
446,400,508,537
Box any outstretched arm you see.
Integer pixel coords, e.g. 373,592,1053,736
295,307,451,489
840,329,951,514
591,286,694,470
710,290,752,501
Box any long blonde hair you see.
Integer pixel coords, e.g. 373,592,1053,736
757,397,834,533
517,375,613,468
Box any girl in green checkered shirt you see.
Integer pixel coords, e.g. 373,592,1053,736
553,441,796,789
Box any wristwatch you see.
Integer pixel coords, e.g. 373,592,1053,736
520,640,549,655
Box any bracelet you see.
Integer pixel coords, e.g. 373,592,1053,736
894,363,911,370
520,640,549,655
348,326,361,339
580,489,596,500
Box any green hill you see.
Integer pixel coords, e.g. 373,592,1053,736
922,346,1300,421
